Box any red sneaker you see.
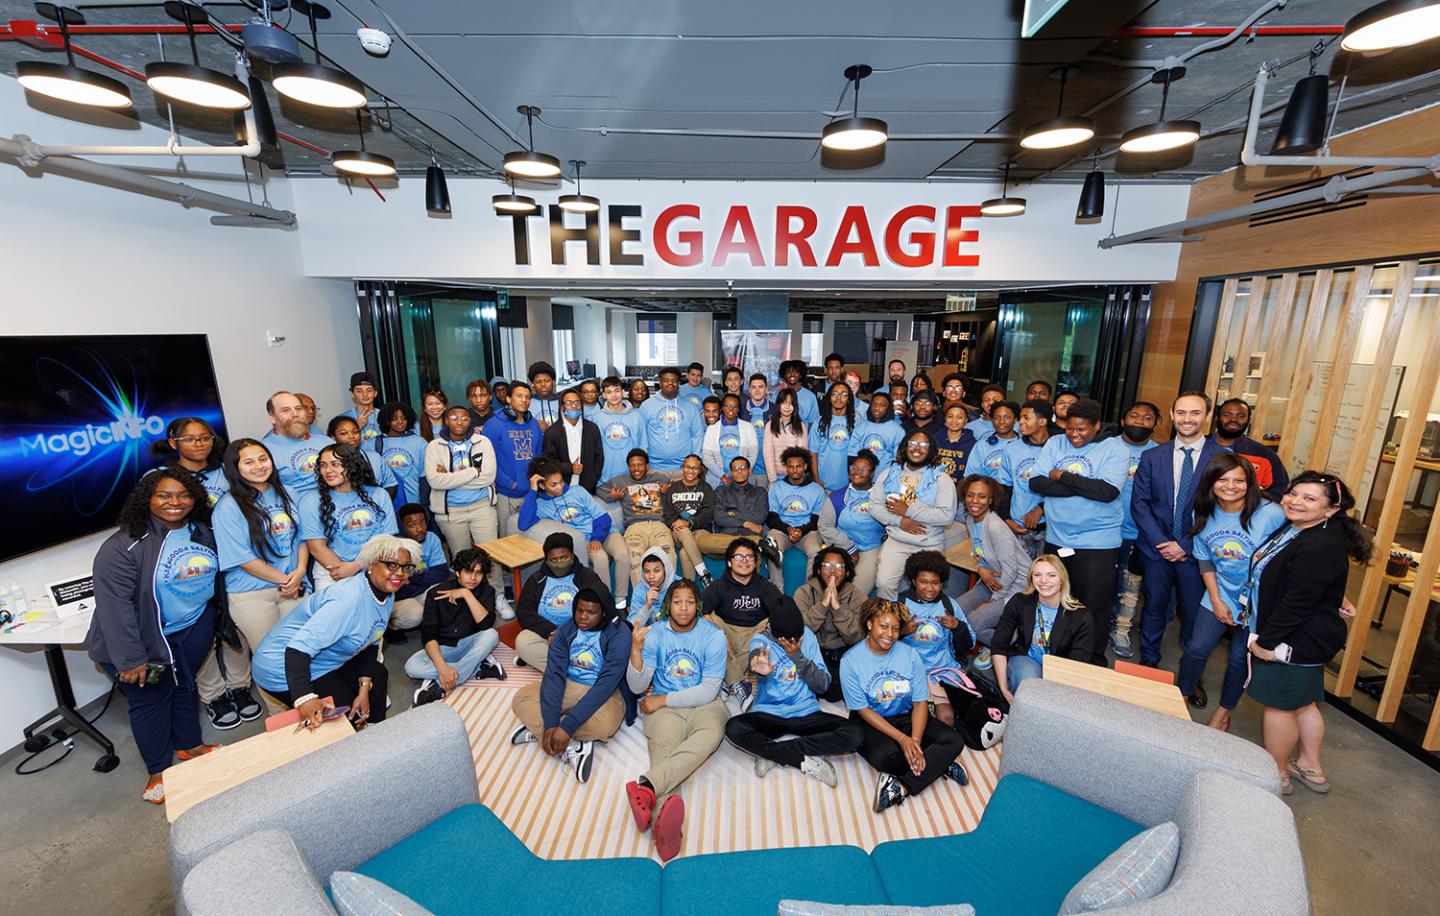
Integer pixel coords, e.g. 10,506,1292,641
653,796,685,862
625,780,656,832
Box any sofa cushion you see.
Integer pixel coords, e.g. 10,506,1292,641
778,902,976,915
355,804,661,916
330,872,433,916
662,846,889,916
870,774,1144,916
1059,821,1180,913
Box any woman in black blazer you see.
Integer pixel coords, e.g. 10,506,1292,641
1247,470,1372,796
541,388,605,494
990,555,1094,704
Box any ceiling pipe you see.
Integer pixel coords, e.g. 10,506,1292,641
547,122,1022,141
1113,26,1343,37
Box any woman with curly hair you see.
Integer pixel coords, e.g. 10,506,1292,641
86,468,223,803
327,415,397,499
375,401,428,506
298,443,397,592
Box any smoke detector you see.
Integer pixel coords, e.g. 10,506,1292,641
357,27,391,56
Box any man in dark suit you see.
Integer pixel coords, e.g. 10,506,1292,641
541,387,605,494
1130,392,1225,706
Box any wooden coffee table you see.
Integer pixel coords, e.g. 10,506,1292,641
163,716,355,822
944,539,980,574
1042,654,1191,720
479,533,545,597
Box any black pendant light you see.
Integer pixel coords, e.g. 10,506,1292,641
232,73,279,147
333,110,395,177
1076,152,1105,220
1270,45,1330,154
822,65,888,151
425,152,451,214
16,4,132,108
272,1,367,109
980,160,1026,217
1119,67,1200,154
504,106,562,179
559,159,600,213
1340,0,1440,52
493,176,538,214
1021,65,1095,151
145,1,251,111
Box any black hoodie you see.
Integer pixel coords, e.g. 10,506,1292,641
701,570,784,628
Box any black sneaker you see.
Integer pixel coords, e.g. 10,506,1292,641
566,740,595,783
729,680,755,713
206,694,241,730
228,687,263,722
698,570,715,588
758,536,783,570
1188,682,1209,709
510,724,538,746
478,656,508,680
412,680,444,707
873,773,906,813
944,761,970,786
385,627,409,645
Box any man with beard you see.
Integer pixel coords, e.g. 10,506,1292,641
1111,402,1160,659
1210,398,1288,501
262,391,334,495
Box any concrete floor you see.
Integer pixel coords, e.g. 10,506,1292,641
2,627,1437,916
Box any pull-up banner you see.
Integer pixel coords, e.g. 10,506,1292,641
292,179,1191,287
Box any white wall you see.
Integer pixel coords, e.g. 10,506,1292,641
0,77,361,750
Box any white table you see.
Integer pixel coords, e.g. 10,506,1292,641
0,611,118,771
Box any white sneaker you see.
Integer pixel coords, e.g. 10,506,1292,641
496,595,517,620
509,724,537,746
562,739,595,783
801,755,838,788
754,755,776,778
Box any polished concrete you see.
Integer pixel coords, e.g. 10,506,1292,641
1,626,1436,915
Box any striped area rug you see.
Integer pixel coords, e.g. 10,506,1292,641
442,645,1003,863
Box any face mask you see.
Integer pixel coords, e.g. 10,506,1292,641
1122,424,1153,442
563,409,583,421
546,558,575,577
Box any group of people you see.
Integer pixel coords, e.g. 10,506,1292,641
85,356,1368,830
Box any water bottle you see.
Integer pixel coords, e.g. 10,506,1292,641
0,583,12,620
8,582,28,615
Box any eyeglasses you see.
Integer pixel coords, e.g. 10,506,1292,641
173,435,215,445
732,553,756,563
382,561,417,574
820,561,846,570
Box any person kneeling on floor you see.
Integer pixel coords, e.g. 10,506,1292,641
510,587,635,783
514,533,614,670
409,547,506,708
625,579,729,862
723,596,863,786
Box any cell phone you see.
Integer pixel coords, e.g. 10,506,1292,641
145,662,170,685
322,705,351,721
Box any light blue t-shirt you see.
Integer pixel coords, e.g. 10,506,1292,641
837,485,885,552
639,395,704,472
851,417,905,475
298,486,397,562
362,448,397,490
538,573,580,627
769,478,826,527
380,434,428,504
596,407,647,482
968,416,995,442
195,467,230,507
793,386,821,428
155,525,217,634
743,398,773,476
679,382,713,413
1034,434,1131,549
213,488,302,593
1120,438,1160,541
715,420,745,483
964,434,1020,479
643,618,727,695
1196,502,1288,620
996,437,1047,523
252,574,391,692
438,438,490,508
531,396,560,428
262,432,334,495
749,628,825,718
1029,601,1060,665
902,596,974,673
965,517,991,571
840,639,930,717
415,530,446,571
339,408,382,453
567,627,607,686
809,417,855,492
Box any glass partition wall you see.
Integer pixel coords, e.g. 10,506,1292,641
1189,256,1440,762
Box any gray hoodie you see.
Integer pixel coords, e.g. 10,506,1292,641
627,545,678,628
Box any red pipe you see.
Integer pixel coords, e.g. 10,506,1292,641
1114,25,1344,37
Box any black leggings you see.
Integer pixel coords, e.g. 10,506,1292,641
725,710,863,767
1047,542,1120,664
853,710,967,796
271,653,389,722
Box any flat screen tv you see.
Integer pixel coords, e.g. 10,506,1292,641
0,335,227,562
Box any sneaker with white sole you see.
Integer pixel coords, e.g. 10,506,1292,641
873,773,906,813
944,761,970,786
754,755,776,778
496,594,517,620
800,755,838,787
229,688,263,721
1110,631,1134,658
205,694,241,730
729,680,755,713
563,739,596,783
478,656,507,680
973,647,993,671
510,724,537,746
412,680,444,707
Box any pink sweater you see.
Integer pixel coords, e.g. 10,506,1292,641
763,423,809,479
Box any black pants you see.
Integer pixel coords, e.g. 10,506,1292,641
819,646,849,702
101,614,213,775
1046,542,1119,664
270,652,389,723
853,710,967,797
725,710,863,767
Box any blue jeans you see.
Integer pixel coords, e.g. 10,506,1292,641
1177,606,1249,709
1137,553,1205,665
404,629,500,684
1006,654,1044,693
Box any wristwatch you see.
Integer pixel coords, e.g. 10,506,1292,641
358,676,374,691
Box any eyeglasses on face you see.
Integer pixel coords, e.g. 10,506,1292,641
381,561,417,574
173,435,215,445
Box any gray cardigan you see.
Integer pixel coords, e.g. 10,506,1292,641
967,510,1032,606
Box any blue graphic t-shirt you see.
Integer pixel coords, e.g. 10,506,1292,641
716,420,745,479
363,449,397,490
567,627,607,685
840,639,930,717
597,408,647,483
742,398,773,476
769,479,826,527
749,628,825,718
196,467,230,507
639,396,704,472
679,382,713,413
441,438,488,508
1196,502,1288,620
997,437,1047,523
1120,438,1160,541
251,574,390,692
902,596,974,672
643,618,727,695
965,517,991,571
1033,434,1130,549
851,417,905,475
1029,601,1060,665
380,434,428,504
964,434,1019,480
262,432,334,495
837,485,885,552
793,386,821,428
809,418,855,491
415,530,446,571
538,573,579,627
298,486,397,562
155,525,217,634
339,408,382,453
213,488,301,593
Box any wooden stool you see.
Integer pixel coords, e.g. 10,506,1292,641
479,534,546,599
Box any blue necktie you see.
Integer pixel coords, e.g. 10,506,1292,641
1173,447,1194,541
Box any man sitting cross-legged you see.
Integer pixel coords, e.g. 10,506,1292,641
510,587,633,784
408,548,506,708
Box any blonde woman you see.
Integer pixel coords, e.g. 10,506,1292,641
990,555,1094,704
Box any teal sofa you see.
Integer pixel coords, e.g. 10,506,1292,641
172,680,1310,915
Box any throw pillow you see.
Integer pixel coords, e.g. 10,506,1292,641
777,902,976,916
1059,821,1181,913
330,871,434,916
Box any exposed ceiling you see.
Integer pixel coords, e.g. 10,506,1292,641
2,0,1438,192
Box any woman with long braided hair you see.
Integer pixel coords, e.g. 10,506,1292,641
298,443,396,592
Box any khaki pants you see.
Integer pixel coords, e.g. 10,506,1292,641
495,493,527,538
875,538,928,600
713,618,769,685
852,547,880,599
623,521,674,586
695,531,760,559
227,588,302,713
391,594,426,630
515,629,552,670
670,525,704,578
435,499,503,591
642,699,729,805
511,679,625,741
765,528,820,584
195,634,250,704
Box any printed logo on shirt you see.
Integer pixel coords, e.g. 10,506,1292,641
719,432,741,451
1058,455,1095,476
864,434,885,452
1207,529,1253,561
912,618,943,643
557,504,582,524
506,429,536,462
343,507,376,531
773,653,798,683
660,406,681,426
269,511,294,537
549,588,575,610
386,450,412,469
829,426,851,444
605,422,632,443
665,648,701,682
854,499,872,515
1015,458,1037,482
628,483,662,512
985,451,1005,472
939,454,959,476
292,448,320,475
1127,460,1140,480
161,542,218,598
782,496,808,515
449,442,473,469
571,646,599,673
361,425,379,442
898,473,920,503
866,670,911,704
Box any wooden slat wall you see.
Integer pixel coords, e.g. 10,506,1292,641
1203,278,1240,399
1276,270,1334,468
1380,494,1440,723
1309,266,1374,472
1249,272,1299,437
1226,276,1269,402
1342,261,1417,491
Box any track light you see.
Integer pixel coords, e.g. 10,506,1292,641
333,110,395,177
822,65,888,151
145,2,251,111
1021,66,1095,151
232,74,278,147
425,153,450,214
980,160,1026,217
503,106,562,179
1340,0,1440,52
1077,156,1105,220
16,5,132,108
1271,79,1330,155
493,177,538,214
271,1,367,109
559,159,600,213
1119,67,1199,154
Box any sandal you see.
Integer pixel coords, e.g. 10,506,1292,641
142,778,165,805
177,744,221,761
1280,778,1294,797
1287,761,1330,794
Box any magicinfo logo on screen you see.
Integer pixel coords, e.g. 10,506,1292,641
20,414,167,458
